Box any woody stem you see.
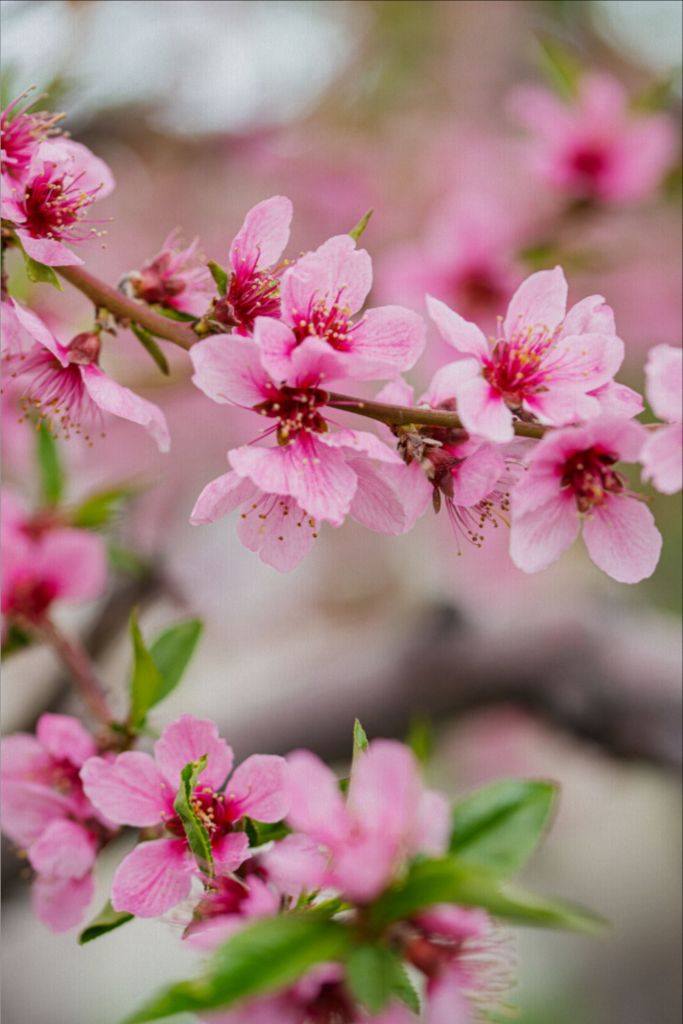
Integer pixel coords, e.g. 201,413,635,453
38,616,114,727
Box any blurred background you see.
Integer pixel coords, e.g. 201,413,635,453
1,1,681,1022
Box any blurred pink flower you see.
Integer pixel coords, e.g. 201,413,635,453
285,739,450,903
2,137,115,266
0,712,113,931
641,344,682,494
510,416,662,582
427,267,627,442
129,229,214,317
1,488,107,626
260,233,424,382
10,303,170,450
510,72,677,204
0,90,64,189
81,714,288,917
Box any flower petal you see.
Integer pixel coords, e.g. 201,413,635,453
282,235,372,320
33,873,95,933
349,305,426,375
227,754,289,823
260,834,328,899
504,266,568,337
457,376,513,442
80,752,170,827
34,527,107,604
212,832,250,874
645,344,682,424
111,838,190,917
154,714,234,791
28,819,97,879
285,750,349,845
229,195,292,271
641,423,683,495
80,365,170,452
582,497,662,583
191,471,258,525
236,493,317,572
190,335,270,407
16,230,83,267
426,295,489,359
510,493,580,574
36,713,96,767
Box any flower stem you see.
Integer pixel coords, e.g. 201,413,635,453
327,393,547,438
39,617,114,727
56,265,198,350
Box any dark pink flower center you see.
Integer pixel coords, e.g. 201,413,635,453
1,96,62,180
18,348,100,441
306,983,355,1023
5,575,58,622
561,446,624,513
570,145,609,182
483,326,558,407
134,254,187,305
20,162,101,241
254,383,329,444
453,266,507,319
165,785,238,841
213,254,282,334
291,291,358,352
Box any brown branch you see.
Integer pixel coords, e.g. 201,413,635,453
37,617,114,727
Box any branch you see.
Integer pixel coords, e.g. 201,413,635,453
328,393,547,437
36,617,114,727
56,265,198,350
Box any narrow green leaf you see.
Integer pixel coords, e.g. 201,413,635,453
449,779,557,877
128,609,163,729
349,209,373,243
244,818,291,847
407,714,434,766
79,900,134,944
130,323,170,376
124,915,353,1022
370,856,607,934
20,248,63,289
391,961,421,1014
70,485,138,529
207,260,229,296
346,944,405,1014
153,305,198,322
536,35,582,99
35,421,64,506
174,756,214,878
352,719,369,763
148,619,203,705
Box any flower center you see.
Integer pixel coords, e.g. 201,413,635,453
483,326,558,407
165,785,235,839
561,446,624,513
6,575,58,622
454,267,506,318
214,256,282,334
291,291,357,352
1,96,63,180
254,384,329,445
307,983,355,1023
21,162,99,241
571,145,609,181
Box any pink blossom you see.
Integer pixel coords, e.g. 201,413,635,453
0,89,64,189
509,417,662,583
127,229,215,317
190,335,408,537
510,72,677,204
427,268,627,442
2,136,115,266
641,344,682,494
285,740,450,903
210,195,292,335
81,714,288,917
257,233,425,382
9,303,170,450
1,488,107,626
184,871,280,951
0,713,113,931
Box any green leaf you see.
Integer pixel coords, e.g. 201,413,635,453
174,756,214,877
70,485,138,529
1,623,33,658
124,915,353,1022
153,306,198,322
19,246,63,289
352,718,369,763
148,619,203,705
244,818,291,847
407,714,434,766
349,209,373,243
79,900,134,944
207,260,229,296
35,421,64,506
346,944,409,1014
449,779,557,877
108,543,150,578
370,856,607,934
128,609,164,729
130,323,170,376
391,961,421,1014
536,35,583,99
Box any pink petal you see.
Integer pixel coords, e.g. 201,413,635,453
36,712,96,767
544,332,625,392
229,434,357,526
80,365,170,452
417,905,489,942
645,344,682,424
641,423,682,495
375,378,415,406
281,235,372,320
227,754,289,823
236,492,317,572
28,819,97,879
33,873,95,933
260,834,328,899
38,138,115,199
34,527,107,603
10,301,69,364
582,497,662,583
421,359,481,406
522,388,601,427
503,267,568,337
285,750,349,845
456,376,514,443
1,732,52,782
330,831,397,903
212,832,250,873
111,838,190,917
348,458,409,535
510,493,581,574
154,714,234,791
190,335,270,407
16,230,83,267
562,294,616,337
253,317,299,382
415,789,451,857
348,305,426,375
319,428,402,464
348,740,422,846
426,295,489,359
229,196,292,271
450,444,505,507
80,752,170,827
426,968,473,1024
589,381,644,419
191,471,258,525
0,781,74,846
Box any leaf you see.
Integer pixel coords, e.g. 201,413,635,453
128,609,163,729
148,619,203,705
174,756,214,877
130,323,170,376
352,719,369,763
449,779,557,877
70,484,138,529
244,818,291,847
349,209,373,243
370,856,607,934
124,915,353,1022
1,623,33,658
35,421,64,506
19,245,63,289
391,961,421,1014
108,543,150,578
346,944,410,1014
79,900,134,944
153,306,198,322
207,260,229,297
536,34,583,99
407,714,434,766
